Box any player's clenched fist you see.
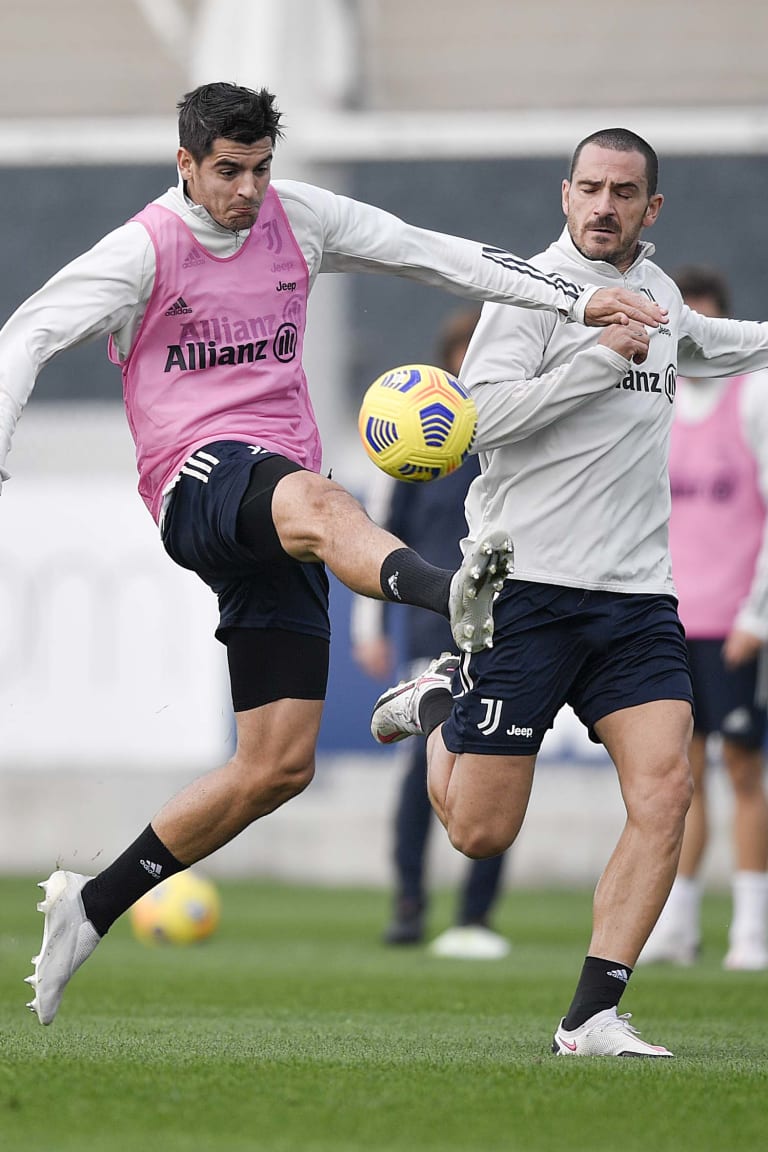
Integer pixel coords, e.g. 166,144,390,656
597,321,651,364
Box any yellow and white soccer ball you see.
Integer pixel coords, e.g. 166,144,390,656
358,363,477,482
130,870,221,946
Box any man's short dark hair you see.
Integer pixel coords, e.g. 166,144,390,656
570,128,659,197
672,265,731,316
177,82,283,161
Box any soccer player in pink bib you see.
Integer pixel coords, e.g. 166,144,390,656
0,83,663,1026
640,266,768,972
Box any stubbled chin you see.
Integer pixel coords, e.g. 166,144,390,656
581,238,617,260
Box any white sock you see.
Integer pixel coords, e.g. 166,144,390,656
729,871,768,951
653,875,701,947
644,875,704,958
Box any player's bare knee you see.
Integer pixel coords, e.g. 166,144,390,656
670,753,694,819
659,765,692,833
236,750,315,815
631,754,692,839
306,479,364,545
272,752,315,798
274,471,355,555
447,819,515,860
274,755,315,798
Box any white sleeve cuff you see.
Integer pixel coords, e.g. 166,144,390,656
569,284,601,325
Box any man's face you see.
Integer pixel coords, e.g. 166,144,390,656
562,143,663,272
177,136,273,232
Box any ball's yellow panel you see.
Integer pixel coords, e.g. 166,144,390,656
358,364,477,482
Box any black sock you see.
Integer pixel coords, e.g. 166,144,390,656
81,824,186,937
379,548,452,616
419,689,454,737
562,955,633,1031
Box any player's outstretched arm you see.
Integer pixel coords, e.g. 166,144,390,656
578,286,667,328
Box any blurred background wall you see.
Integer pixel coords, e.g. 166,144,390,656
0,0,765,886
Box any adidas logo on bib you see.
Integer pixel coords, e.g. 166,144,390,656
165,296,193,316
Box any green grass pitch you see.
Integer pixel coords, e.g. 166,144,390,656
0,878,765,1151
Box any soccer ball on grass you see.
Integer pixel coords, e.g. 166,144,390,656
358,363,477,482
130,870,221,946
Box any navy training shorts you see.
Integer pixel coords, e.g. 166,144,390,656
160,440,330,643
441,581,694,756
687,637,767,749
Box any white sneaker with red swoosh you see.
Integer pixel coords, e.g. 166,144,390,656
370,652,459,745
552,1008,673,1057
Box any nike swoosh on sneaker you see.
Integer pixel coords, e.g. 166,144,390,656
560,1038,577,1051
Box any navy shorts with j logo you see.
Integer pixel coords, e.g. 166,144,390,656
441,580,693,756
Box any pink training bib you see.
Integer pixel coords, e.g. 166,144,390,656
110,189,321,521
669,376,764,637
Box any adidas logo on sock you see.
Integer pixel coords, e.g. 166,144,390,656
164,296,193,316
607,967,629,983
140,859,163,878
182,247,205,268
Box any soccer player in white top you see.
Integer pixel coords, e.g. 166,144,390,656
0,85,665,1027
371,128,768,1056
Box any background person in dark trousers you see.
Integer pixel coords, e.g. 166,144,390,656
353,309,510,959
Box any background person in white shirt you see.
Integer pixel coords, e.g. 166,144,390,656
639,265,768,971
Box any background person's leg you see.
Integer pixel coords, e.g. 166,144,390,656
723,738,768,969
384,741,433,944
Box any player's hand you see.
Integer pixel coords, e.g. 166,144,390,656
597,322,650,364
584,287,667,329
352,636,395,680
723,628,763,669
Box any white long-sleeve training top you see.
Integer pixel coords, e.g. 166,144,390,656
0,177,598,484
460,226,768,596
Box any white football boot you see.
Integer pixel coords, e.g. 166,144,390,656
552,1008,673,1057
26,870,101,1025
448,531,514,653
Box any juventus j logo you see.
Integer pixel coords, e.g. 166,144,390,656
261,218,283,253
477,698,503,736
